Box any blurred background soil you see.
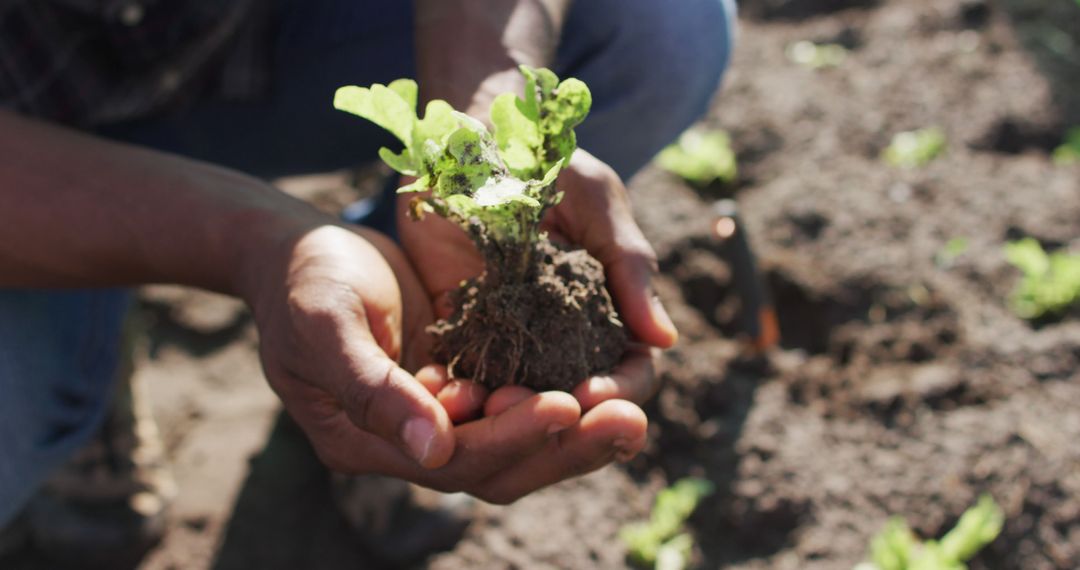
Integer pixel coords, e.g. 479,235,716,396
10,0,1080,567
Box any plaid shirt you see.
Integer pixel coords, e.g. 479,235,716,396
0,0,271,126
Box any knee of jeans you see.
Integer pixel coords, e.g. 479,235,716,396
633,0,736,125
568,0,737,178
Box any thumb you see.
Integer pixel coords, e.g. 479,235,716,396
603,238,678,349
336,347,456,469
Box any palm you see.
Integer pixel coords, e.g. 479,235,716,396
396,150,673,407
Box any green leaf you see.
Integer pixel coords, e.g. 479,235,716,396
378,147,417,176
862,496,1005,570
1052,127,1080,166
413,100,459,151
787,40,848,69
333,84,416,146
491,92,542,176
397,174,430,194
619,478,714,567
536,159,564,189
909,541,965,570
882,127,947,168
935,237,969,267
939,495,1005,563
1005,238,1080,319
657,129,738,186
870,518,918,570
387,79,418,111
335,67,590,249
473,177,540,208
1005,238,1050,276
655,533,695,570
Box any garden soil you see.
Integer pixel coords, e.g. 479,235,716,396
7,0,1080,567
432,240,626,392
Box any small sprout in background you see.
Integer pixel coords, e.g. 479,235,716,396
620,478,715,570
657,129,738,189
1051,127,1080,165
787,40,849,69
882,127,947,169
1004,238,1080,319
935,237,969,267
856,494,1005,570
655,533,695,570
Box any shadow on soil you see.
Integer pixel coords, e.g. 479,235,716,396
211,413,388,570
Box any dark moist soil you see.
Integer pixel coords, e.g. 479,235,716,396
431,239,626,392
429,0,1080,567
7,1,1077,568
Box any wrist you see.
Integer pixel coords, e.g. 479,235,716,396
223,187,334,308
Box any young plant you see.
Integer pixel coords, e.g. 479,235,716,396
333,67,626,390
855,494,1004,570
882,127,947,169
786,40,849,69
619,478,715,570
1004,238,1080,319
934,237,969,268
1052,127,1080,165
657,129,738,192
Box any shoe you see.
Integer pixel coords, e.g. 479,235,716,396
332,473,474,567
26,317,176,569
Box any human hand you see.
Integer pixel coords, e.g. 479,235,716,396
242,221,647,503
397,149,677,411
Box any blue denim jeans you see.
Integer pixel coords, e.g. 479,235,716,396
0,0,735,526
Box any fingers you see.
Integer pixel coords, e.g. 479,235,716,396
406,391,583,487
484,385,537,416
437,380,489,423
335,349,457,469
572,346,660,411
415,365,488,423
554,151,678,349
475,400,648,504
603,246,678,349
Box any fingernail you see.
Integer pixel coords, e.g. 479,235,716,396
613,438,635,463
651,295,678,343
402,418,436,465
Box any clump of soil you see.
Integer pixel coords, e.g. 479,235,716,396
431,239,626,391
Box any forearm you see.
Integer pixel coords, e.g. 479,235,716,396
413,0,571,114
0,110,326,296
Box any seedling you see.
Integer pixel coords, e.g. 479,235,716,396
882,128,947,169
1052,127,1080,165
1004,238,1080,319
855,495,1004,570
786,40,849,69
334,67,625,390
934,237,969,267
657,129,737,191
619,478,715,569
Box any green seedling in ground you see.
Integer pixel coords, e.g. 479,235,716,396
1052,127,1080,165
855,495,1005,570
934,237,969,267
1004,238,1080,319
882,127,947,169
620,478,715,570
657,129,738,189
786,40,849,69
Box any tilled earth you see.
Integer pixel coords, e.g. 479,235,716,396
9,0,1080,568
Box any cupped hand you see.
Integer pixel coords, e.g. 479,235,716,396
242,220,648,503
397,149,676,409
